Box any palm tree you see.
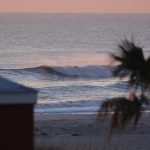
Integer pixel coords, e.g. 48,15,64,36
98,39,150,136
112,39,149,93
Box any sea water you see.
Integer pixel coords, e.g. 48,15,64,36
0,13,150,114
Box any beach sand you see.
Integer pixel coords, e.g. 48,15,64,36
34,113,150,150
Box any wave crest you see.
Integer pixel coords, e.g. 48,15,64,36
0,65,113,79
37,65,113,78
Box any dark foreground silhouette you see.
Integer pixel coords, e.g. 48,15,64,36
98,93,149,137
98,39,150,137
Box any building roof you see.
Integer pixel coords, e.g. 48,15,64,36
0,77,37,104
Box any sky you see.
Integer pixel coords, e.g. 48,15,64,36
0,0,150,13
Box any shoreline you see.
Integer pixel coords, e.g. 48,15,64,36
34,112,150,150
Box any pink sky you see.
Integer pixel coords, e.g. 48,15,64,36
40,53,113,66
0,0,150,13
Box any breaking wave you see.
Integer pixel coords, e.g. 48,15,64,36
0,65,113,79
0,66,113,80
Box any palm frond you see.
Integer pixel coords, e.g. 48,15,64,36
98,96,142,136
111,39,146,89
142,56,150,90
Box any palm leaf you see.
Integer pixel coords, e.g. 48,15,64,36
111,39,146,89
98,96,142,136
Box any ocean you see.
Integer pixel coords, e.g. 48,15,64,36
0,13,150,114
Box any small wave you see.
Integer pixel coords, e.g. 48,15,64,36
0,65,113,79
34,100,101,114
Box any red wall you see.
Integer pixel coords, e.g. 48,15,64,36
0,104,33,150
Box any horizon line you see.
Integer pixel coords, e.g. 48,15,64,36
0,12,150,14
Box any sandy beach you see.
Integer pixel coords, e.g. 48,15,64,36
34,112,150,150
